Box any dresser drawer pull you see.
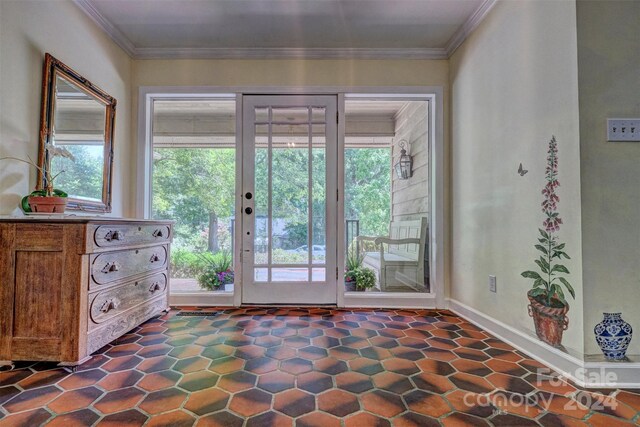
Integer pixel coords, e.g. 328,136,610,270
104,230,122,241
101,262,120,273
100,299,118,313
149,282,162,293
152,229,164,238
149,254,160,263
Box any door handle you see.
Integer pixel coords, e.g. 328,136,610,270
245,207,253,215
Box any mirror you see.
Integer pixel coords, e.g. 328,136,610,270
37,53,116,213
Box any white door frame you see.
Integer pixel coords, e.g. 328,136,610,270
137,86,445,309
240,95,338,305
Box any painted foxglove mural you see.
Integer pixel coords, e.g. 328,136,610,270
522,136,575,348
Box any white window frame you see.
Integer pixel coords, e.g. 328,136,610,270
137,86,445,309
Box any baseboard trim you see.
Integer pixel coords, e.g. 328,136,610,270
447,298,640,389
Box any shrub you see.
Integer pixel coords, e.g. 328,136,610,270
171,248,207,278
353,267,376,290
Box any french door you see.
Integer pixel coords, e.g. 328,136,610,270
241,95,338,304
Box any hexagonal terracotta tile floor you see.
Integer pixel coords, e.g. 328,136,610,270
0,307,639,426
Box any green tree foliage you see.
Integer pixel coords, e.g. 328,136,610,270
51,145,103,199
152,145,392,276
152,148,236,251
344,148,391,236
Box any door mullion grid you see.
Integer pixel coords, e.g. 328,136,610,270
307,107,313,282
267,107,273,283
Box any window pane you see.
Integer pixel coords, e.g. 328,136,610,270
254,124,269,265
344,99,430,293
272,268,309,282
312,268,326,282
272,124,309,264
151,99,236,294
272,107,309,123
312,125,326,264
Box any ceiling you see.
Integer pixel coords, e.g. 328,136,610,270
74,0,494,59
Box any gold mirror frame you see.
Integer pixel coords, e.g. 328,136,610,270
37,53,116,213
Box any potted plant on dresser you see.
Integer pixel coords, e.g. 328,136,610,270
0,145,75,213
522,136,575,348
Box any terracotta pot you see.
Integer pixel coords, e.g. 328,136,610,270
527,291,569,347
28,196,67,213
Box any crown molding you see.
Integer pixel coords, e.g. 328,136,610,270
73,0,136,57
445,0,497,57
134,47,448,60
73,0,495,60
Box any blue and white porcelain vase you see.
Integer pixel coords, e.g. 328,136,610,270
594,313,632,360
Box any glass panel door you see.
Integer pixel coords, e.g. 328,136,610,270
242,96,337,304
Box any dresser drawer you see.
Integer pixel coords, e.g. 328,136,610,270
91,245,168,286
93,224,171,248
88,272,167,328
87,296,167,354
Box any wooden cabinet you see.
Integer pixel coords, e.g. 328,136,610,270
0,218,173,366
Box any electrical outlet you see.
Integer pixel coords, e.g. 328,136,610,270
489,275,497,293
607,118,640,142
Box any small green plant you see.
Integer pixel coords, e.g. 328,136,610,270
197,251,234,291
344,242,375,290
352,267,376,290
345,251,363,282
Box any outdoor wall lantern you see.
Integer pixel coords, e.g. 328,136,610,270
394,139,413,180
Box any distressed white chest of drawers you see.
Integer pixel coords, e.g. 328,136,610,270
0,218,173,367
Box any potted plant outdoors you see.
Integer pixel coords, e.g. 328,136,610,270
0,145,74,213
345,251,362,291
345,251,376,292
522,136,575,348
352,267,376,292
197,251,234,291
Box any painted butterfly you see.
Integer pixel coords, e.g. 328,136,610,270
518,163,528,176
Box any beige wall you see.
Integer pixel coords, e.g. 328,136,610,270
450,0,584,354
0,0,132,216
576,0,640,356
132,59,448,88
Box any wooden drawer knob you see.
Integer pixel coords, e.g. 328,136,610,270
104,230,122,241
101,262,120,273
100,299,118,313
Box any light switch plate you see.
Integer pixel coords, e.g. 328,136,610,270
607,118,640,142
489,275,497,293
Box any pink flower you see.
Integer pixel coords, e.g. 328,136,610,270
541,136,562,233
544,217,563,232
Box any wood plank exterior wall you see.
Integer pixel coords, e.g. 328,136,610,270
392,101,429,222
